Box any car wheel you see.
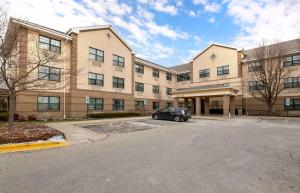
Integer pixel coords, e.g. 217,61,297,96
153,114,159,120
184,119,188,122
174,116,180,122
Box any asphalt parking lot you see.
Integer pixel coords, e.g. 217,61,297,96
1,117,300,193
81,118,182,134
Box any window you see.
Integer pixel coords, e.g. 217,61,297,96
249,81,264,91
177,72,191,82
283,55,300,67
113,99,124,110
135,82,144,92
135,64,144,74
152,85,159,94
113,77,124,88
113,55,124,67
248,62,261,72
166,72,172,81
153,101,159,110
88,73,104,86
88,98,103,110
166,102,172,107
217,65,229,75
166,88,172,95
153,69,159,78
38,66,61,81
284,98,300,111
199,69,210,78
135,100,144,110
39,35,61,53
89,47,104,62
284,77,300,88
37,96,60,111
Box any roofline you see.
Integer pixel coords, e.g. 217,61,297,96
176,70,191,74
241,49,300,63
67,25,133,51
172,86,239,94
134,57,177,73
10,17,72,40
192,43,238,60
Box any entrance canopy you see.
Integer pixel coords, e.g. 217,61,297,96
171,84,240,116
171,84,239,98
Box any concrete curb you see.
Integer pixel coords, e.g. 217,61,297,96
0,140,68,153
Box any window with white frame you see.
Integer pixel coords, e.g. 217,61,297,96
88,73,104,86
113,99,124,110
113,55,125,67
153,69,159,78
217,65,229,75
113,77,124,88
152,85,159,94
39,35,61,53
199,69,210,78
37,96,60,111
135,63,144,74
38,66,60,81
284,77,300,88
135,82,144,92
283,55,300,67
249,81,264,91
89,47,104,62
88,98,103,110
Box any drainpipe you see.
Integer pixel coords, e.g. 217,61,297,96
63,59,66,119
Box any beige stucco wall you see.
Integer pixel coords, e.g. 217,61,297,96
193,45,239,82
76,29,133,94
174,45,244,96
242,56,300,99
134,63,176,101
26,29,71,93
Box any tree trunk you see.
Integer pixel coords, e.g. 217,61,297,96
8,93,16,129
267,103,273,116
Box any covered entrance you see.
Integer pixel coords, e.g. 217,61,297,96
172,85,240,116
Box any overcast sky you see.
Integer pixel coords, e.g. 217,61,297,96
4,0,300,67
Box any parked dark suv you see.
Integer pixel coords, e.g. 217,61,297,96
152,107,192,122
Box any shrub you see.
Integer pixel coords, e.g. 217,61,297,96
0,112,19,121
18,115,26,121
27,114,37,121
89,112,140,119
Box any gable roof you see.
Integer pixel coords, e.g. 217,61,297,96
67,25,133,51
168,62,192,73
192,43,238,60
9,17,72,40
243,38,300,62
134,57,176,73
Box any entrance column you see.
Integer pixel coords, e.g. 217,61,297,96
184,98,189,108
173,97,178,107
195,96,201,115
204,97,210,115
230,96,235,116
191,98,195,114
223,95,230,116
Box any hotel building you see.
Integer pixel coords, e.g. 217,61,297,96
0,18,299,118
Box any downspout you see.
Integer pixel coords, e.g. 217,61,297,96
63,60,66,119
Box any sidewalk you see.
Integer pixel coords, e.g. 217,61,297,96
192,115,300,124
46,116,151,145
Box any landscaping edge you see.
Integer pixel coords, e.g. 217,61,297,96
0,140,68,153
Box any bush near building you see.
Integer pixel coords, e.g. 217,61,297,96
89,112,140,118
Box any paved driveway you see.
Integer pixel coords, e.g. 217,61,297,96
1,117,300,193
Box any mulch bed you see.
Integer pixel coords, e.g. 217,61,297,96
0,125,65,145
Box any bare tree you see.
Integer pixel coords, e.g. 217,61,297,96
248,40,290,116
0,7,71,129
